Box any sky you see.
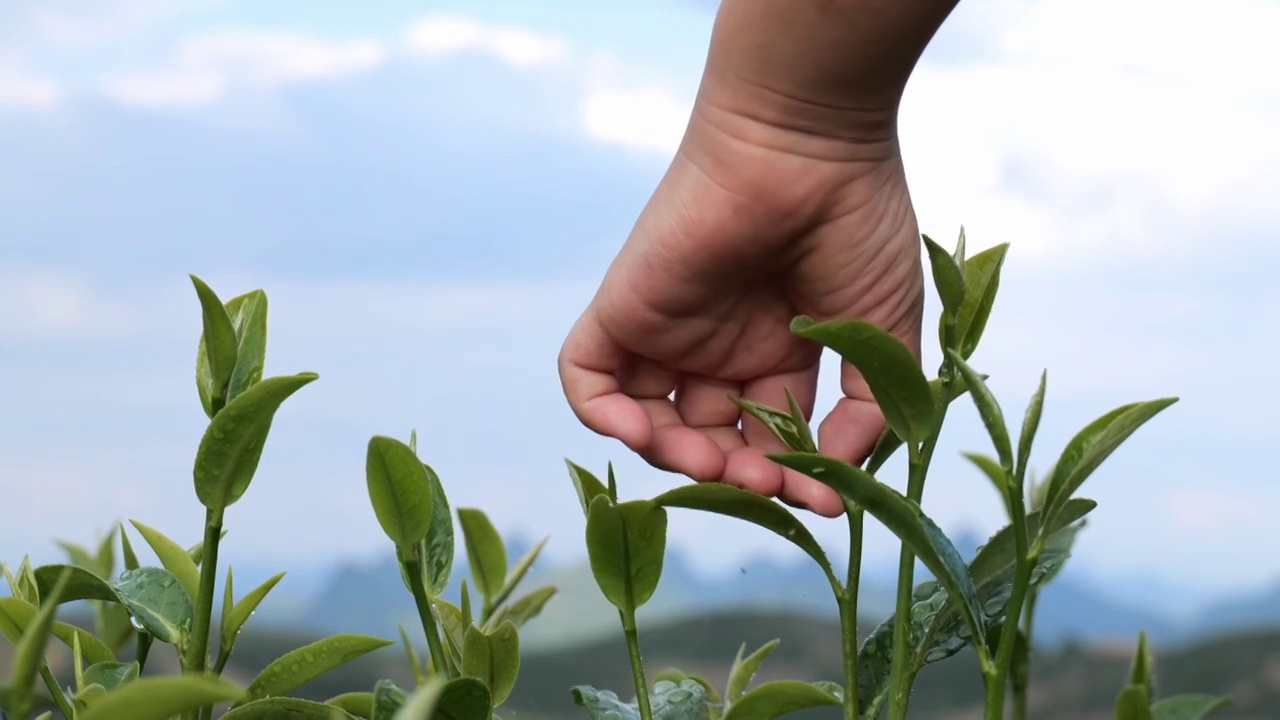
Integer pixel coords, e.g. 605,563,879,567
1,0,1279,599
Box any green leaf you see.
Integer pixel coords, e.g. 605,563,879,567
461,621,520,706
426,677,490,719
1129,631,1155,695
366,436,434,550
33,563,116,603
222,697,360,719
651,483,834,585
483,585,557,632
80,661,139,693
187,531,227,567
865,374,979,473
327,691,375,717
421,462,455,597
10,569,70,717
56,540,97,572
963,452,1012,516
726,639,779,703
790,316,934,444
431,600,467,666
923,233,966,320
606,463,619,501
722,680,841,719
119,525,140,572
108,567,194,646
221,571,286,657
194,372,319,510
566,460,609,517
0,598,116,664
373,679,409,720
1042,398,1178,529
236,634,395,706
399,625,426,686
570,686,640,720
223,290,269,404
1151,694,1233,720
1017,370,1047,481
585,497,668,612
5,558,38,606
955,243,1010,359
770,453,986,646
191,274,241,416
95,527,117,580
731,392,817,454
128,519,200,601
570,680,709,720
492,536,547,611
952,226,967,265
948,351,1013,471
388,677,451,720
78,675,244,720
457,508,507,604
1115,684,1155,720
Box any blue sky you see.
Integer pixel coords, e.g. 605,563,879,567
2,0,1279,599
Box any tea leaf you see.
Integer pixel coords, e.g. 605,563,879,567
224,290,269,404
457,508,507,604
493,536,547,609
769,453,985,645
95,528,117,580
726,639,779,703
566,461,609,517
1115,684,1155,720
461,621,520,706
222,571,286,657
923,234,966,319
389,677,450,720
955,243,1010,359
1017,370,1048,481
585,496,668,612
0,598,116,664
374,678,409,719
570,686,640,720
607,463,619,501
326,691,375,717
128,520,199,601
1130,631,1155,695
428,676,491,719
790,316,934,444
191,274,241,416
78,675,244,720
948,351,1013,471
651,484,834,584
651,679,710,720
109,567,194,646
56,540,97,572
722,680,841,719
236,634,394,705
731,394,817,454
963,452,1012,515
195,372,319,511
431,599,467,666
1042,398,1177,529
222,697,360,719
1151,694,1233,720
119,525,140,572
866,374,978,473
421,462,455,597
484,585,557,632
10,569,70,717
9,558,39,606
33,563,116,603
365,436,434,551
952,226,967,265
80,661,138,693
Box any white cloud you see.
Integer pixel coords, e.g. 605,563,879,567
0,268,138,339
103,30,386,109
581,88,690,155
0,66,62,110
403,14,568,68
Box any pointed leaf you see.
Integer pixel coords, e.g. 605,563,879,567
236,633,395,705
431,599,467,666
790,316,934,444
195,372,319,510
81,662,138,693
731,395,816,454
585,496,668,611
11,569,70,716
1115,684,1155,720
1017,370,1047,481
484,585,557,632
955,243,1009,359
866,374,978,473
726,639,779,703
722,679,840,719
963,452,1011,515
222,571,286,654
948,351,1013,471
923,234,966,319
1129,632,1155,695
224,290,269,403
191,274,241,416
399,625,426,686
222,697,360,719
1151,694,1233,720
374,679,409,720
566,460,609,517
128,520,199,601
366,436,434,550
119,525,140,572
109,567,193,646
327,691,375,717
457,508,507,603
95,528,117,579
78,675,244,720
493,536,547,610
11,558,38,605
0,598,115,664
461,621,519,706
421,462,455,596
1043,398,1178,527
952,226,967,265
56,540,96,572
388,677,450,720
652,483,834,584
33,564,116,603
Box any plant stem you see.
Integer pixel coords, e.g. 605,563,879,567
1012,589,1039,720
135,631,153,674
185,507,224,720
39,665,75,720
403,553,452,679
839,500,864,720
986,484,1034,720
621,608,653,720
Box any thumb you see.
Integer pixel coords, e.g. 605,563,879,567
558,308,653,451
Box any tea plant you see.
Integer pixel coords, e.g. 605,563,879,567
564,232,1233,720
0,277,555,719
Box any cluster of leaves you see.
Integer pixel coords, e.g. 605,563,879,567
0,277,555,720
563,232,1232,720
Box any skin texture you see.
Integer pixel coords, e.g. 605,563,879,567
559,0,961,517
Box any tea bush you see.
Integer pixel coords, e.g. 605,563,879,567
0,234,1231,719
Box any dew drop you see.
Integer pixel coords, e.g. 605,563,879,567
289,663,301,672
129,615,146,632
303,652,315,662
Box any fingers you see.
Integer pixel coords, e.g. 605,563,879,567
558,312,654,451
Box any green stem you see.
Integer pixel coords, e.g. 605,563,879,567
840,500,864,720
135,631,153,675
621,608,653,720
39,665,75,720
1012,589,1039,720
403,552,452,679
986,485,1034,720
185,508,224,720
